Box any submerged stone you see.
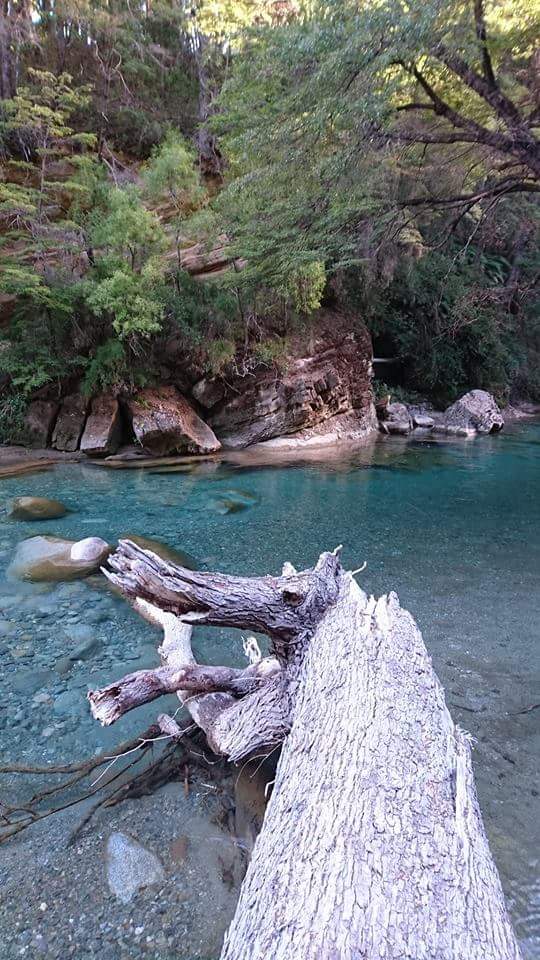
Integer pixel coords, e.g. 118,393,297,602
211,498,249,515
120,534,198,569
105,832,166,904
8,496,69,521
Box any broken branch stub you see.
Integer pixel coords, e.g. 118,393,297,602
104,539,342,652
90,539,338,761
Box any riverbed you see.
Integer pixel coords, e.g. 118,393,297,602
0,422,539,958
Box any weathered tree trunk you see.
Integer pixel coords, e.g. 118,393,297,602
90,541,522,960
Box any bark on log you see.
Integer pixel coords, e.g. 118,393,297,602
89,540,522,960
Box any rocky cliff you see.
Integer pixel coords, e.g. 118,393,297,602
21,318,377,457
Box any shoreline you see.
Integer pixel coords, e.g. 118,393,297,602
1,401,539,477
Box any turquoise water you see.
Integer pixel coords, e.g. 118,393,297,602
0,422,539,957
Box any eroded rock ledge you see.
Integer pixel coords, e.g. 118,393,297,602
21,321,377,457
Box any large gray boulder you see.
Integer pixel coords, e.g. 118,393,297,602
8,535,110,582
436,390,504,435
52,394,89,451
8,496,68,521
80,394,123,457
126,386,221,456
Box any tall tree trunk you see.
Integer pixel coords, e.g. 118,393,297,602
193,29,224,181
90,541,522,960
0,1,16,100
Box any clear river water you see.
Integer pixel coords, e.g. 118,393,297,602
0,421,539,959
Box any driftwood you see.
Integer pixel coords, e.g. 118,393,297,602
89,540,522,960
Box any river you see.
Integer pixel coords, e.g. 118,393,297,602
0,421,538,958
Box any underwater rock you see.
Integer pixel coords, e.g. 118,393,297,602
52,394,89,452
105,832,166,904
119,534,198,569
220,488,259,505
211,498,249,515
8,496,69,521
80,394,123,457
9,535,110,582
436,390,504,435
126,386,221,456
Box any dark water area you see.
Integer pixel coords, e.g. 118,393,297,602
0,421,539,957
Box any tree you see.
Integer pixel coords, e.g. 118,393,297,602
216,0,540,272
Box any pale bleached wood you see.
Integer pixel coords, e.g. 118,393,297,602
91,542,522,960
221,579,522,960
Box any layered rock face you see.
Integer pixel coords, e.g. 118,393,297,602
15,321,377,456
125,387,221,456
209,333,376,449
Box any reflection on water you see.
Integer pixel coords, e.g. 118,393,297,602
0,422,539,958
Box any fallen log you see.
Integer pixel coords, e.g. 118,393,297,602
89,540,522,960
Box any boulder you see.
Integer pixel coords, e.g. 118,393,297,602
380,401,412,435
412,413,435,429
126,387,221,456
436,390,504,435
8,496,68,521
210,333,375,449
80,394,123,457
51,394,89,451
24,400,59,448
8,535,110,582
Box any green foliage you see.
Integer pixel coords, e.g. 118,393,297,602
284,262,326,316
85,266,165,340
253,337,291,370
358,250,526,406
0,0,538,408
89,186,167,272
143,132,204,215
0,391,28,445
81,340,130,396
205,338,236,374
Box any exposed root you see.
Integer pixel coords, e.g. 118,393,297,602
0,724,227,846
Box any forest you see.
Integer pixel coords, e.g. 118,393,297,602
0,0,539,440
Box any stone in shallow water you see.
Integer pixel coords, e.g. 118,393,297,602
105,832,166,904
12,669,52,695
120,534,198,569
8,536,110,582
8,497,68,521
